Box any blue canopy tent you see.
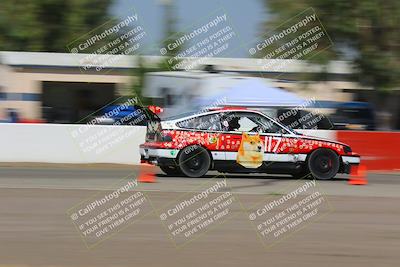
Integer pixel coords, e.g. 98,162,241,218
192,78,306,109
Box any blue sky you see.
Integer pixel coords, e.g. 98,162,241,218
110,0,267,57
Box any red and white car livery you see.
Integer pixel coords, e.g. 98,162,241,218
140,108,360,179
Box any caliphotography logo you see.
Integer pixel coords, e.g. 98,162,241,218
69,94,151,161
246,178,333,249
158,8,240,71
66,7,148,73
67,174,153,249
246,7,332,76
150,175,245,248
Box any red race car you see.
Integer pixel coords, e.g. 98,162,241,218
140,108,360,179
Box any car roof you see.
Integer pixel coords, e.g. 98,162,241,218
209,106,249,111
166,108,264,122
162,107,296,135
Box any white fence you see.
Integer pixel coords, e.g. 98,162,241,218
0,124,334,165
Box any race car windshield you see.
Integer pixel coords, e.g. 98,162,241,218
255,117,286,134
256,114,294,134
247,114,290,134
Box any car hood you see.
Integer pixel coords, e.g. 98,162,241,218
295,133,349,147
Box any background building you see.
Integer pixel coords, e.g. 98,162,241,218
0,51,373,123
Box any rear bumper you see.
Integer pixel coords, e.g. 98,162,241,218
139,145,178,165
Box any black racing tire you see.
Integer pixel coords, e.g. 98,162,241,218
308,148,340,180
178,145,211,178
159,165,182,176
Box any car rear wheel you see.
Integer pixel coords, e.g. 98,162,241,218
159,165,182,176
308,148,339,180
178,145,211,178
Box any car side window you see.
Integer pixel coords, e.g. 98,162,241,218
236,116,258,132
222,112,285,134
252,114,285,134
177,114,222,131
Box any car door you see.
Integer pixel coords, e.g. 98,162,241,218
219,111,267,166
220,111,298,168
251,112,300,163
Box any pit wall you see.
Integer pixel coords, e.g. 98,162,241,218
0,124,146,165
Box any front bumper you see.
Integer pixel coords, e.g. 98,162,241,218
341,154,361,174
342,155,361,164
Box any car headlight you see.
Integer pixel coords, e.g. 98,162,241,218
343,145,352,153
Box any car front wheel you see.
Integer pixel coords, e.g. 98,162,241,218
178,145,211,178
307,148,339,180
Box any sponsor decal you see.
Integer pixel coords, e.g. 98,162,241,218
208,135,218,144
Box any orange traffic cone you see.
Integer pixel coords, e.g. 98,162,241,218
348,164,368,185
138,163,156,183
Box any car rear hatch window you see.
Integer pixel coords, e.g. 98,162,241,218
145,110,162,142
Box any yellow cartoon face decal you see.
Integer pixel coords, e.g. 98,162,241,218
236,133,264,168
208,136,218,144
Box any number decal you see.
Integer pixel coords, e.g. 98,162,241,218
272,137,282,153
267,136,272,152
264,136,282,153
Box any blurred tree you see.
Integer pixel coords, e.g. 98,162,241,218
130,0,185,105
130,55,151,105
0,0,112,52
157,0,185,70
262,0,400,92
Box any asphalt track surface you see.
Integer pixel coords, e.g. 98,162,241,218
0,164,399,267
